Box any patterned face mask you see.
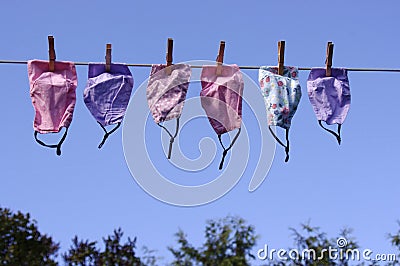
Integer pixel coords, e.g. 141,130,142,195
200,64,244,169
83,63,134,148
307,68,351,144
259,66,302,162
146,64,191,159
28,60,77,155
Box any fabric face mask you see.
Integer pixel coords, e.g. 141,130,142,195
83,63,134,148
259,66,302,162
307,68,351,144
28,60,77,156
146,64,191,159
200,64,244,170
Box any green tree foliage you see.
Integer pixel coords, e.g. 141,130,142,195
140,246,160,266
63,228,143,266
387,221,400,266
2,206,400,266
0,207,59,266
290,223,357,266
168,215,258,266
62,236,98,265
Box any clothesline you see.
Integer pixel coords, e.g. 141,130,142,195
1,60,400,72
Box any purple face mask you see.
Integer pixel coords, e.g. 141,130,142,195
146,64,191,159
28,60,77,156
200,64,244,169
83,63,134,148
307,68,351,144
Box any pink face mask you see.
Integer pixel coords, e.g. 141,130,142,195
200,64,244,169
28,60,77,155
146,64,191,159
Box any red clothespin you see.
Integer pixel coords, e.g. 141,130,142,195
216,40,225,76
166,38,173,75
278,40,285,75
105,43,112,72
326,41,334,77
48,35,56,72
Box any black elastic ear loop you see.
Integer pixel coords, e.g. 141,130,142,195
218,127,241,170
157,117,180,159
268,126,290,162
318,120,342,145
34,127,69,156
98,122,121,149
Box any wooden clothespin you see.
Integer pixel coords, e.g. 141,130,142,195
105,43,112,72
278,40,285,76
325,42,334,77
48,35,56,72
166,38,173,75
216,40,225,76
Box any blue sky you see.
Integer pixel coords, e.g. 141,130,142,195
1,0,399,264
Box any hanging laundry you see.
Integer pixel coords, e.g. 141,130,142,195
307,68,351,144
200,64,244,170
28,60,77,155
83,63,134,148
146,64,191,159
259,66,302,162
